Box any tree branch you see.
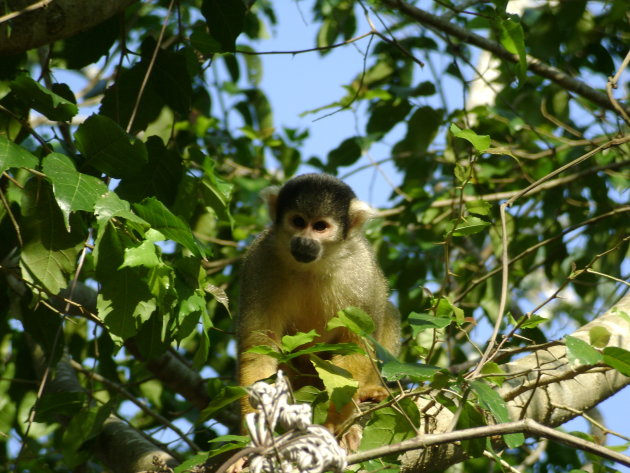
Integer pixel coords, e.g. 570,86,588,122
348,418,630,467
398,294,630,473
382,0,629,116
0,0,135,55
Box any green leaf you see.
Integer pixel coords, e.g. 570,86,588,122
190,29,223,55
281,330,319,353
480,362,507,386
199,386,247,422
201,0,246,52
151,48,192,115
94,224,156,342
450,123,491,152
174,453,211,473
61,403,111,457
404,106,441,154
120,240,161,269
499,15,527,78
471,380,524,448
565,336,603,366
327,307,375,337
56,15,119,69
42,153,108,230
360,405,417,452
589,326,611,348
602,346,630,376
465,199,492,216
133,197,206,258
193,328,211,368
0,136,39,174
517,314,548,329
204,438,250,461
19,181,85,295
248,340,363,363
447,216,490,237
456,401,487,457
200,151,233,226
116,136,184,206
75,114,148,179
311,355,358,410
285,342,363,359
94,192,148,226
435,297,465,323
10,76,78,121
367,99,412,136
99,63,163,133
408,312,452,336
327,137,362,172
34,392,86,423
381,359,442,382
247,345,283,360
176,289,208,342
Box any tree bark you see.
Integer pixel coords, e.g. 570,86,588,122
400,294,630,473
0,0,135,56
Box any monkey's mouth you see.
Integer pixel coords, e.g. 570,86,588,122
290,237,320,263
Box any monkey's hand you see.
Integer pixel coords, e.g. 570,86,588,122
357,384,388,403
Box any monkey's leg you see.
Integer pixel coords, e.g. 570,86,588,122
238,326,283,422
324,352,388,432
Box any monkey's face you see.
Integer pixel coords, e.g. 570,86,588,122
280,212,343,264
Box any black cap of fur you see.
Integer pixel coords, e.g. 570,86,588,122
275,174,356,237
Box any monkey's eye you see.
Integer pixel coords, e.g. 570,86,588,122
312,221,329,232
292,216,307,228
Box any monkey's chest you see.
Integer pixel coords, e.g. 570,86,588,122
270,276,356,338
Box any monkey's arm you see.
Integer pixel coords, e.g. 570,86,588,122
238,327,282,388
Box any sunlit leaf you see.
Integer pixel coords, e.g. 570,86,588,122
0,136,39,174
10,76,78,121
381,359,442,382
602,346,630,376
499,15,527,78
311,355,358,410
133,197,206,258
565,336,603,366
471,380,524,448
450,123,491,152
42,152,108,230
328,306,375,337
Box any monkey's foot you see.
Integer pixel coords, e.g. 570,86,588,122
357,384,388,403
340,424,363,452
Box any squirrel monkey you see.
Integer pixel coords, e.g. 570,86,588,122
237,173,400,435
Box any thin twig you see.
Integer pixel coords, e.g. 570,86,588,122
586,268,630,287
0,185,22,246
606,49,630,126
0,0,52,25
235,31,374,56
126,0,175,133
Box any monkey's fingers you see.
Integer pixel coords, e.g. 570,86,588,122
357,385,389,403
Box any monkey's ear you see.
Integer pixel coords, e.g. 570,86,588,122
348,199,376,233
260,186,281,222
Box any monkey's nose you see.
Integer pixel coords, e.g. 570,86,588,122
290,237,320,263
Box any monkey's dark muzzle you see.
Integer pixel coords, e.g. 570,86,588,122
290,237,320,263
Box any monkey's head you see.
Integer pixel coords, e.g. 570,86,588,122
262,174,374,265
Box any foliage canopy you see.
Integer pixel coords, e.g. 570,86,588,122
0,0,629,472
